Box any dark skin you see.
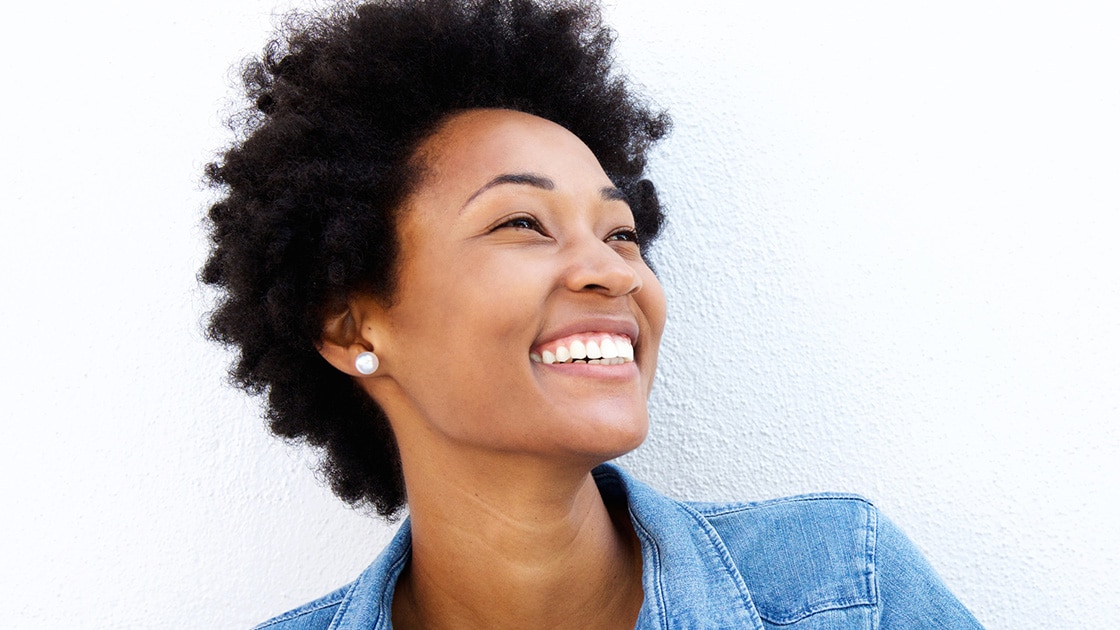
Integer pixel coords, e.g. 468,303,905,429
319,109,665,628
391,484,644,629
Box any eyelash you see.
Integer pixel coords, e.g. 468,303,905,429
606,227,640,244
492,214,639,245
495,214,544,232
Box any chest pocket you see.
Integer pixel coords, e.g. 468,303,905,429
699,495,877,628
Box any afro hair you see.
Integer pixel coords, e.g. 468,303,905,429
201,0,670,518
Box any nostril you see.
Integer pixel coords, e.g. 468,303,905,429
564,241,643,296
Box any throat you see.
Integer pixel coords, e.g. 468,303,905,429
394,475,644,629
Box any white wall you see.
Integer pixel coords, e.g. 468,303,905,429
1,1,1115,628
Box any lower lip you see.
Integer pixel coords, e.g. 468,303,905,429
531,359,640,380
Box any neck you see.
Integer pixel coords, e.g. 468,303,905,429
391,450,644,629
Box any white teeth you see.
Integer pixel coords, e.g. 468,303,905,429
585,340,602,359
570,340,587,360
531,335,635,365
600,337,618,359
619,339,634,361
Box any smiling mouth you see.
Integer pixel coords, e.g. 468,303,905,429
530,333,635,366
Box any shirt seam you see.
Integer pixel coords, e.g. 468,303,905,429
761,599,876,626
629,513,669,630
326,578,361,630
365,537,411,630
869,504,881,630
254,592,346,629
673,501,765,630
696,493,875,518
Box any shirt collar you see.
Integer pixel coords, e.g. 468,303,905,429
330,519,409,630
331,464,764,629
595,463,764,629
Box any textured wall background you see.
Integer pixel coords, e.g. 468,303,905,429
1,1,1116,628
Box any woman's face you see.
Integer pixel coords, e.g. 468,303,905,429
369,109,665,463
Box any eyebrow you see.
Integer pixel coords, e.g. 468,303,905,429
600,186,628,203
459,172,629,212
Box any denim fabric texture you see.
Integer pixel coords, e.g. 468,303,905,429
254,464,982,629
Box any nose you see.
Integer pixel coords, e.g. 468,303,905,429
562,237,643,297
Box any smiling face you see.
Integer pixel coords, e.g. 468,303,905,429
364,109,666,465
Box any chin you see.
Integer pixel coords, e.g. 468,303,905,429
560,410,649,464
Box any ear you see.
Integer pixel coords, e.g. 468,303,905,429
317,297,386,378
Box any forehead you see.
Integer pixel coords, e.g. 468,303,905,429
410,109,612,200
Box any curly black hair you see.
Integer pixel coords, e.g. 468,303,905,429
201,0,670,518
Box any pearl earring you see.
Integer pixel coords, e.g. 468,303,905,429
354,351,379,375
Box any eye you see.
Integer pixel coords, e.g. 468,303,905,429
491,213,545,233
606,227,640,244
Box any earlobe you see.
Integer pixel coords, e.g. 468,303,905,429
318,302,385,378
354,351,379,375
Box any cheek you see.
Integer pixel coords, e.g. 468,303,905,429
640,270,668,341
384,281,534,440
387,251,542,395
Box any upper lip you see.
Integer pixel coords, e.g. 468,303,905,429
532,316,640,350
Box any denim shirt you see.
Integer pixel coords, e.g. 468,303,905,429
254,464,983,629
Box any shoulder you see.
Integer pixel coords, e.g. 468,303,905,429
694,492,879,566
692,494,983,628
693,493,878,625
693,491,877,542
251,585,350,630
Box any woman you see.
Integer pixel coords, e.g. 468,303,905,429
203,0,983,627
